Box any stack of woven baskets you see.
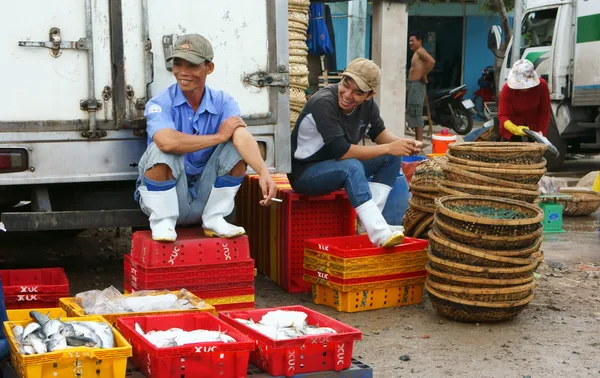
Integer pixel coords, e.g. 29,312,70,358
288,0,311,130
403,156,448,239
425,195,545,322
440,142,548,203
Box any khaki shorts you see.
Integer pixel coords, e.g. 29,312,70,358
406,81,426,129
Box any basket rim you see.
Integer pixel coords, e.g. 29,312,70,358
426,277,536,295
449,162,547,175
427,251,537,273
433,213,544,242
435,195,545,225
446,152,548,169
409,183,441,193
428,230,535,265
449,142,547,153
412,215,434,238
411,190,441,200
440,180,540,196
426,281,535,308
425,262,534,286
409,197,436,214
443,163,540,191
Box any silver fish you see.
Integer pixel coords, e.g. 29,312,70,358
59,322,76,338
66,336,99,348
71,323,103,348
22,322,41,340
23,345,36,355
26,333,47,354
29,310,50,326
75,321,114,349
12,325,24,342
46,333,67,352
41,320,63,337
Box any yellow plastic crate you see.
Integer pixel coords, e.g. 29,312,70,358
303,253,428,275
303,258,428,280
312,283,425,313
304,274,426,292
304,248,428,271
59,290,215,327
204,294,255,306
3,315,132,378
6,308,66,322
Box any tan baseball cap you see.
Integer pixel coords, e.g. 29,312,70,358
342,58,380,92
167,34,214,64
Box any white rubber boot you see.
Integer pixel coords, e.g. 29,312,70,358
355,199,404,248
138,186,178,242
202,185,246,238
357,183,405,235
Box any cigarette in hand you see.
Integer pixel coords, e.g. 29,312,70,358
270,198,283,203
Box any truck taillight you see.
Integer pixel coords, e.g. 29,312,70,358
0,149,28,173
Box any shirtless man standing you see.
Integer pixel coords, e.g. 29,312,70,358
406,31,436,142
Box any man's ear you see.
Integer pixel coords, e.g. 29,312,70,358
206,62,215,75
367,91,376,100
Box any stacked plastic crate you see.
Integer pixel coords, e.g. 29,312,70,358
0,268,70,309
236,174,357,293
123,229,255,312
303,235,429,312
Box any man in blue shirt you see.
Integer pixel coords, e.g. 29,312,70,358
135,34,276,242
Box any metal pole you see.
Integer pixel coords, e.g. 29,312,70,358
511,0,524,66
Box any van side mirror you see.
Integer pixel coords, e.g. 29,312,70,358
487,25,502,51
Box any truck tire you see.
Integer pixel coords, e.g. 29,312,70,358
545,115,567,172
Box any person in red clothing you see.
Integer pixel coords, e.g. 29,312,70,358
498,59,551,141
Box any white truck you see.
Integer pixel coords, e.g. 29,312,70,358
0,0,291,232
489,0,600,169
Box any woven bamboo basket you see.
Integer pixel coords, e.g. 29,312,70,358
557,188,600,216
446,162,546,185
410,215,434,239
439,180,540,203
433,213,544,250
426,262,534,288
435,195,544,237
442,163,539,191
409,183,440,193
448,142,547,165
428,251,536,279
426,282,533,322
403,207,429,235
409,157,447,189
428,230,537,267
532,250,544,270
409,196,436,214
426,279,535,302
410,189,441,200
446,152,547,170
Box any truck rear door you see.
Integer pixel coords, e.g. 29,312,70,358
572,0,600,106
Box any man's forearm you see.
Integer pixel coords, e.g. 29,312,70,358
154,129,223,154
233,128,270,175
341,144,389,161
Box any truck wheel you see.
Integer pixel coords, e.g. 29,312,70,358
545,115,567,172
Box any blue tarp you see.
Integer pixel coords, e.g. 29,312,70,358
307,4,334,56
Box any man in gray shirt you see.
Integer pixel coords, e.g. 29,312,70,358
289,58,422,247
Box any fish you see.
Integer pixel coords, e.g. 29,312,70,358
22,322,41,340
23,345,36,355
46,333,68,352
235,311,338,340
135,324,236,348
12,325,24,342
72,321,114,349
71,323,103,348
66,336,99,348
29,310,50,326
25,332,47,354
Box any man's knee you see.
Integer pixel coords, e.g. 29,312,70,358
341,158,366,176
145,163,174,181
228,160,247,177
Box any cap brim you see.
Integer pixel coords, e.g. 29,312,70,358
342,72,373,92
166,51,206,65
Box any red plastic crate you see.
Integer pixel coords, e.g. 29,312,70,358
117,313,255,378
219,305,362,377
192,287,255,300
131,229,251,267
236,175,357,294
304,235,429,258
124,254,255,290
0,268,69,295
124,280,255,294
4,291,70,310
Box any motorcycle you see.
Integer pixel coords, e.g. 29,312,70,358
427,84,475,135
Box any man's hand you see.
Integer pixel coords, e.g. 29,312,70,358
258,173,277,206
217,116,246,143
387,139,422,156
